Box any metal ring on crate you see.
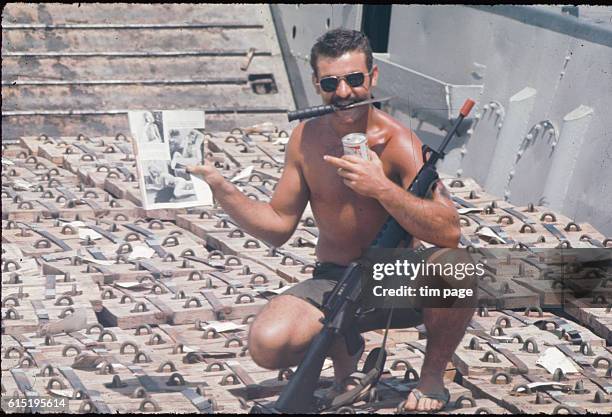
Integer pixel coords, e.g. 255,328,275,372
555,240,572,249
41,190,54,198
62,344,81,357
403,368,419,382
593,356,611,369
225,337,243,348
47,377,66,390
48,178,62,187
162,253,176,263
150,284,166,294
139,398,161,412
54,295,74,306
199,211,213,219
243,239,260,249
495,316,512,328
510,333,524,344
98,330,117,342
225,285,239,295
109,199,121,208
519,224,535,234
2,295,20,307
480,351,501,363
225,256,242,266
579,342,594,356
524,305,543,317
454,395,476,409
120,341,139,355
449,179,465,188
132,387,149,399
220,373,240,386
114,213,128,221
134,351,152,364
181,248,195,257
124,232,141,242
540,212,557,222
301,264,316,274
208,250,225,260
83,190,98,198
206,361,225,372
228,228,245,238
17,201,34,209
592,295,607,305
148,333,165,345
497,215,514,225
104,145,116,154
115,132,128,141
162,236,179,247
61,224,78,235
2,260,20,272
390,359,410,371
490,325,505,336
98,361,115,375
250,273,269,284
4,346,24,359
490,372,512,384
58,307,74,319
522,337,539,354
4,307,21,320
158,361,177,373
225,135,239,143
184,297,202,308
116,242,133,254
235,293,255,304
86,323,103,335
120,294,134,304
202,329,220,340
214,219,230,229
148,219,165,229
131,301,149,313
564,222,581,232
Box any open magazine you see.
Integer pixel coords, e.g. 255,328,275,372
128,110,213,210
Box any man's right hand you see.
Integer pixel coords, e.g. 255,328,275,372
187,163,225,188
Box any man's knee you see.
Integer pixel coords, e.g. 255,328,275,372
248,296,321,369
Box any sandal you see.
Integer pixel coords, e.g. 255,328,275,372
397,387,451,413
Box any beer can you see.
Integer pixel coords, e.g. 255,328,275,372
341,133,370,160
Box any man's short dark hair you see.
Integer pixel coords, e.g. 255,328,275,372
310,28,373,77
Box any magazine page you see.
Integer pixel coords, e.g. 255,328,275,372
129,110,213,210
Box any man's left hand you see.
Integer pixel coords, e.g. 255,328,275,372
323,150,392,199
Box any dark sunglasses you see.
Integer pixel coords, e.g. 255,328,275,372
317,71,372,93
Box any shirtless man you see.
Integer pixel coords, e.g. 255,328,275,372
188,29,475,412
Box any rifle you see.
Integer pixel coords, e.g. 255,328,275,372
251,98,475,413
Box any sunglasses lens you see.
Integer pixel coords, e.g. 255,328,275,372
346,72,365,87
319,77,338,92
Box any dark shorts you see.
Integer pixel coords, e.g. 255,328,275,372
282,248,442,333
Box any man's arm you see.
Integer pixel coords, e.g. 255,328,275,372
187,126,309,247
324,128,460,248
